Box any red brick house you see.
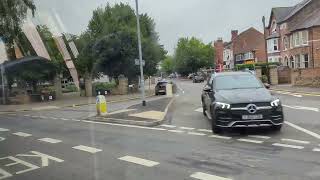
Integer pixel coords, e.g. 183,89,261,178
266,0,320,69
233,27,267,65
213,38,224,68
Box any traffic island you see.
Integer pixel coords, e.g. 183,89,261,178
87,97,174,127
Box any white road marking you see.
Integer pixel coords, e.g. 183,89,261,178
50,117,58,120
274,91,302,98
39,116,49,119
238,138,263,144
81,120,167,131
281,138,310,144
60,118,71,121
0,128,9,132
160,124,176,128
23,115,31,117
180,127,195,130
291,94,302,98
72,145,102,154
31,116,39,118
70,119,82,122
188,132,206,136
248,135,271,139
31,106,59,111
38,138,62,144
119,156,159,167
283,105,319,112
195,108,203,112
175,94,180,97
190,172,232,180
0,137,5,141
13,132,32,137
209,135,232,140
198,129,212,133
313,148,320,152
285,121,320,139
272,143,304,149
168,130,185,133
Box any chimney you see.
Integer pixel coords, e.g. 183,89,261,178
214,38,224,66
231,30,238,41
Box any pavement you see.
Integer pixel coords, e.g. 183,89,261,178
1,79,320,180
271,84,320,96
0,89,155,113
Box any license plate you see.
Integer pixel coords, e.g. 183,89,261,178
158,90,165,92
242,114,263,120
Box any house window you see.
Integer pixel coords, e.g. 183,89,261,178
284,57,289,66
304,54,309,68
271,21,277,33
295,55,301,68
294,32,300,47
302,31,308,45
283,37,289,50
290,35,294,48
290,56,294,68
267,39,279,53
236,54,243,61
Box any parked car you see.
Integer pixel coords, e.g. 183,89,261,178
155,80,168,95
188,73,195,79
201,71,283,134
193,75,205,83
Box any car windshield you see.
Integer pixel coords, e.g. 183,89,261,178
215,74,263,90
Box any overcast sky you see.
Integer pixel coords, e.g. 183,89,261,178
34,0,302,54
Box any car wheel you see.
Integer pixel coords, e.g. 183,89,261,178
210,109,221,134
272,125,282,132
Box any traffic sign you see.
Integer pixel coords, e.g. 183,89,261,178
135,59,145,66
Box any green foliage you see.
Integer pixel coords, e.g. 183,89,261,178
174,37,214,75
64,85,78,93
255,62,280,67
161,56,174,74
0,0,36,47
261,75,268,83
37,25,67,74
236,64,255,70
94,82,117,91
76,3,166,81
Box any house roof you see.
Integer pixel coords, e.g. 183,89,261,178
289,9,320,31
280,0,312,23
266,32,280,39
233,27,265,54
273,7,294,23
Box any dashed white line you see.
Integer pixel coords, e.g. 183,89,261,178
313,148,320,152
38,138,62,144
209,135,232,140
198,129,212,133
238,138,263,144
281,138,310,144
72,145,102,153
283,105,319,112
50,117,58,120
248,135,271,139
188,132,206,136
70,119,82,122
195,108,203,113
285,121,320,139
119,156,159,167
272,143,304,149
180,127,195,130
13,132,32,137
60,118,71,121
160,124,177,128
23,115,31,117
168,130,185,133
0,128,9,132
190,172,233,180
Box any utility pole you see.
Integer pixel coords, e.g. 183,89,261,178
135,0,146,106
1,64,5,105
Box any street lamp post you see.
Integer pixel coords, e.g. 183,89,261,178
135,0,146,106
1,64,5,105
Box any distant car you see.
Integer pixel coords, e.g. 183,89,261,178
193,75,205,83
188,73,195,79
155,81,168,95
201,71,283,134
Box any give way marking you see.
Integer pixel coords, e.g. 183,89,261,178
0,151,64,179
190,172,232,180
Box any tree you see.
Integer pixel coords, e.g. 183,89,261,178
174,37,214,75
161,56,174,74
0,0,36,58
76,3,166,95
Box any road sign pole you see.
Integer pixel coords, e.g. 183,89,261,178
135,0,146,106
1,64,6,105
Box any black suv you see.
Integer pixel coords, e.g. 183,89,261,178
201,72,284,134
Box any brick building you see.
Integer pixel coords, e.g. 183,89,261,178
233,27,267,65
266,0,320,69
213,38,224,68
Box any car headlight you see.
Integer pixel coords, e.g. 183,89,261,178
216,102,231,109
271,99,281,107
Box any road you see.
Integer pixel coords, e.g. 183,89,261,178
1,79,320,180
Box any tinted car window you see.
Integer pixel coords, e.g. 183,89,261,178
215,75,263,90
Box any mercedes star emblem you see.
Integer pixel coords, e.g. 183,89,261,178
246,104,257,114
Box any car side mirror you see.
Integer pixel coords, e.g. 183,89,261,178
264,83,270,89
203,85,212,92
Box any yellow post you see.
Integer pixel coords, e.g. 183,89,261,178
96,95,107,116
